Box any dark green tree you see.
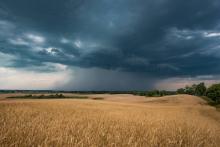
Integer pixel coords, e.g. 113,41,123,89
206,84,220,103
147,90,160,97
185,85,195,95
177,88,185,94
195,82,206,96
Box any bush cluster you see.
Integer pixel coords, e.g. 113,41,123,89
133,90,176,97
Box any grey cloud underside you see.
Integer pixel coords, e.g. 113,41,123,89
1,0,220,79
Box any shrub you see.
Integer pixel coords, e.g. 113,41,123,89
147,90,160,97
195,82,206,96
206,84,220,103
185,85,196,95
177,88,185,94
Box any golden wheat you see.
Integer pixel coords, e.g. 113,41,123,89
0,95,220,147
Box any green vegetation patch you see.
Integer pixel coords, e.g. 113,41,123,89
133,90,176,97
7,94,88,99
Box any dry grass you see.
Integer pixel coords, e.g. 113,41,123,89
0,94,220,147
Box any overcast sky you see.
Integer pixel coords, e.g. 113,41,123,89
0,0,220,90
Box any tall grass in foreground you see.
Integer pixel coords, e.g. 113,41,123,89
0,99,219,147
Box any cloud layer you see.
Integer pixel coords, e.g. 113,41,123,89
0,0,220,90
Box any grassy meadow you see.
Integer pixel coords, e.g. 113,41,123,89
0,94,220,147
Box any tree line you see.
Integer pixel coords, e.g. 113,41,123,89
133,90,176,97
133,82,220,105
177,83,220,104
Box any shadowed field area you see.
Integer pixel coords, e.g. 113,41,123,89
0,94,220,147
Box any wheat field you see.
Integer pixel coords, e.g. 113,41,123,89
0,94,220,147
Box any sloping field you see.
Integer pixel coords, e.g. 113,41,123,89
0,94,219,147
85,94,207,105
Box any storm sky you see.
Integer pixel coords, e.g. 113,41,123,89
0,0,220,90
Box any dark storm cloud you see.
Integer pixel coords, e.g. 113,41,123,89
1,0,220,89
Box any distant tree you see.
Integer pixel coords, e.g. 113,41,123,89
147,90,160,97
195,82,206,96
206,84,220,103
185,85,195,95
59,94,64,98
160,90,166,96
192,84,197,93
146,91,154,97
177,88,185,94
